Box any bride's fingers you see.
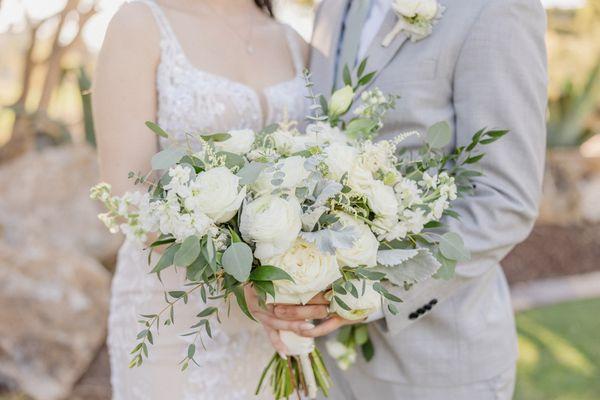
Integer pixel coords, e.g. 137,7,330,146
273,304,329,320
298,316,347,338
307,292,330,305
255,313,315,334
263,325,288,357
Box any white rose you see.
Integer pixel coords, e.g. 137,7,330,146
367,181,399,217
239,195,302,260
392,0,438,20
214,129,255,155
324,143,358,181
359,141,395,174
271,129,310,154
253,156,310,195
330,280,382,321
335,213,378,268
184,167,246,223
266,239,341,304
325,340,356,371
305,122,348,147
347,163,376,194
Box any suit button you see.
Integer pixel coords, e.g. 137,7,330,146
424,304,432,311
429,299,438,305
409,312,419,320
417,308,426,315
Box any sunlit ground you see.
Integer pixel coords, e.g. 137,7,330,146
515,298,600,400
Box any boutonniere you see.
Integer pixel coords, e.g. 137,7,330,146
382,0,445,46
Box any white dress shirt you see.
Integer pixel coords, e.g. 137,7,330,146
357,0,392,60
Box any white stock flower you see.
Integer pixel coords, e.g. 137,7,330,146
400,208,428,234
367,181,399,217
330,280,382,321
335,213,378,268
266,238,341,304
373,214,408,241
358,141,396,174
325,340,357,371
184,166,245,223
395,178,422,209
239,195,302,260
420,171,438,189
164,165,193,198
214,129,255,155
253,156,310,195
392,0,438,20
323,143,358,181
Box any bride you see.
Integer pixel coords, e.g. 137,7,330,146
93,0,310,398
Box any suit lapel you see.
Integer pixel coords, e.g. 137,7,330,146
356,10,408,97
311,0,349,96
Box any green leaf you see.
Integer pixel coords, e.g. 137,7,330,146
187,344,195,359
200,132,231,142
346,118,377,139
174,236,201,267
145,121,169,138
361,338,374,361
337,325,352,343
249,265,294,282
465,153,485,164
217,151,246,170
343,65,352,86
357,58,368,77
438,232,470,262
354,324,369,346
151,244,180,273
150,237,176,247
151,147,186,170
260,123,279,135
221,242,253,282
197,307,218,318
334,295,351,311
168,290,186,299
357,71,376,87
426,121,452,149
232,285,256,321
237,162,268,185
433,252,457,280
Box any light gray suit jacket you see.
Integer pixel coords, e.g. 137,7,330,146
310,0,547,391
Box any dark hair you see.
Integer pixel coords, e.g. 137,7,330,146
254,0,274,17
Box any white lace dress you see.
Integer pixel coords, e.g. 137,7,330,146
107,2,307,399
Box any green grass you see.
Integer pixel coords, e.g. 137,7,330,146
515,297,600,400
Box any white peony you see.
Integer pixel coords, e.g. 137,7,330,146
367,181,399,217
252,156,310,195
392,0,438,20
323,143,358,181
184,167,245,223
214,129,255,155
266,238,341,304
239,195,302,260
335,213,378,268
329,279,382,321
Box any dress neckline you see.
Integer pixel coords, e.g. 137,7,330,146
141,0,303,126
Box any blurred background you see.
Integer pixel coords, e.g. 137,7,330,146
0,0,598,399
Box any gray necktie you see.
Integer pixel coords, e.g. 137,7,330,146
336,0,372,89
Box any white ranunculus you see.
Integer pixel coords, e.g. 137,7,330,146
214,129,255,155
392,0,438,20
267,239,341,304
330,280,382,321
252,156,310,195
335,213,378,268
325,340,357,371
239,195,302,260
184,167,245,223
367,181,399,217
324,143,358,181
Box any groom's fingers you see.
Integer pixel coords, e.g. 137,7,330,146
307,292,330,305
298,316,346,338
273,304,329,320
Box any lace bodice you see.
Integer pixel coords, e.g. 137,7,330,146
141,0,306,147
108,2,308,399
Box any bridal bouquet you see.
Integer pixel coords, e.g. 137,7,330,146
91,61,505,399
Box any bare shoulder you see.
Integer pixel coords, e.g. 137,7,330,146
288,27,310,67
101,1,160,58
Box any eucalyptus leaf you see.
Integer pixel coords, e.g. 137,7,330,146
217,151,246,170
174,236,201,267
438,232,470,262
151,147,186,170
249,265,294,282
200,132,231,142
151,244,180,273
433,252,457,280
221,242,253,282
427,121,452,149
237,162,268,185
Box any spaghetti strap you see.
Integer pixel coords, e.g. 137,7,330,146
283,25,304,75
132,0,181,50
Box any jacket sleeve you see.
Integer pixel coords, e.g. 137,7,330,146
381,0,548,335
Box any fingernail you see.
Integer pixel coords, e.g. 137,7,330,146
278,351,287,360
300,322,315,330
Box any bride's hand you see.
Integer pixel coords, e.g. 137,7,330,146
243,285,315,355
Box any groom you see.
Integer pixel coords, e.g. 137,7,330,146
268,0,547,398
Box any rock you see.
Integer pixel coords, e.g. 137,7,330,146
538,149,600,225
0,242,111,400
0,145,121,264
